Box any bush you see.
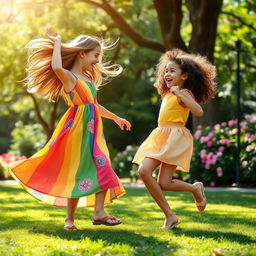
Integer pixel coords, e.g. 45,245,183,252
0,152,26,180
112,145,139,182
190,114,256,186
10,121,46,157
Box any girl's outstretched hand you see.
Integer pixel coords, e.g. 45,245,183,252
46,28,61,42
114,117,131,131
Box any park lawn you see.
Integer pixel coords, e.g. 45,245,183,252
0,185,255,256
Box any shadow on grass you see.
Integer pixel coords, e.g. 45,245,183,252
172,228,256,244
1,185,255,249
32,228,179,255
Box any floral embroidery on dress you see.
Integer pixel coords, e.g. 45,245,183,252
96,155,106,167
78,178,93,193
64,119,74,130
87,120,94,133
69,91,75,100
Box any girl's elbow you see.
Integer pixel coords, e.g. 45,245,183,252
52,66,61,72
197,109,204,117
193,108,203,117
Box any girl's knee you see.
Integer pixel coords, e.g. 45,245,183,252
157,180,169,191
138,166,149,178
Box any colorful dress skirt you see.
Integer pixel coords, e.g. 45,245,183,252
133,122,193,172
9,79,125,207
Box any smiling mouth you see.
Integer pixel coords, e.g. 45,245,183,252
165,79,173,83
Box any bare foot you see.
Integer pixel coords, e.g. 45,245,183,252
193,182,207,211
161,214,180,229
192,182,204,203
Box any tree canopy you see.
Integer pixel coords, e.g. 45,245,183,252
0,0,255,154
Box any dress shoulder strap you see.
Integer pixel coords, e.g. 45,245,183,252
70,71,78,80
181,89,195,99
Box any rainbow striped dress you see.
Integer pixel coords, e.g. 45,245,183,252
9,79,125,207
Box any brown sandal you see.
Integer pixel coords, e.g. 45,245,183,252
92,216,122,226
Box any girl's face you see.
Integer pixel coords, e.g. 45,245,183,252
164,61,187,88
81,46,101,71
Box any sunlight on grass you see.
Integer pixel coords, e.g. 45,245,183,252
0,185,255,255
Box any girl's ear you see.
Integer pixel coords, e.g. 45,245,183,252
79,50,86,58
182,72,188,81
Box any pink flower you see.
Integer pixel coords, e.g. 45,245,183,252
251,118,256,124
242,161,248,167
209,181,216,187
245,114,251,120
220,139,231,147
252,157,256,162
194,130,202,139
208,132,214,139
217,152,223,157
214,124,221,130
221,122,227,126
246,145,253,152
228,119,237,127
240,122,247,130
244,133,250,138
251,134,256,142
207,141,213,147
205,163,210,169
218,146,225,152
228,128,237,135
132,164,137,169
0,153,26,163
216,167,223,177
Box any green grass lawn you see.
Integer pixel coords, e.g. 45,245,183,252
0,185,255,256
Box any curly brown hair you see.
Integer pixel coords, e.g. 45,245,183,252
154,49,217,104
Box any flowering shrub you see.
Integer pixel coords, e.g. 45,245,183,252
190,114,256,186
0,152,26,179
112,145,139,182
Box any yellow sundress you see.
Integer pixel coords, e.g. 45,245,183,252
133,89,194,172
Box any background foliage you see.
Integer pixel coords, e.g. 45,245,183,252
0,0,256,185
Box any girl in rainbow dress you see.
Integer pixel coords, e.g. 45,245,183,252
10,29,131,230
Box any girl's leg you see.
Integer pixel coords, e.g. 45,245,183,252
65,198,79,230
138,157,179,228
93,190,121,225
157,163,205,209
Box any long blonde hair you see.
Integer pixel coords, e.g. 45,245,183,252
24,35,122,101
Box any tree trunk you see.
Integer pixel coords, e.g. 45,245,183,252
27,92,59,141
80,0,224,129
186,0,223,130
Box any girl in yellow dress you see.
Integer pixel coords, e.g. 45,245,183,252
10,29,131,230
133,49,216,228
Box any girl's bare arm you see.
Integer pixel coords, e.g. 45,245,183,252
97,104,131,131
47,28,75,92
171,87,204,117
